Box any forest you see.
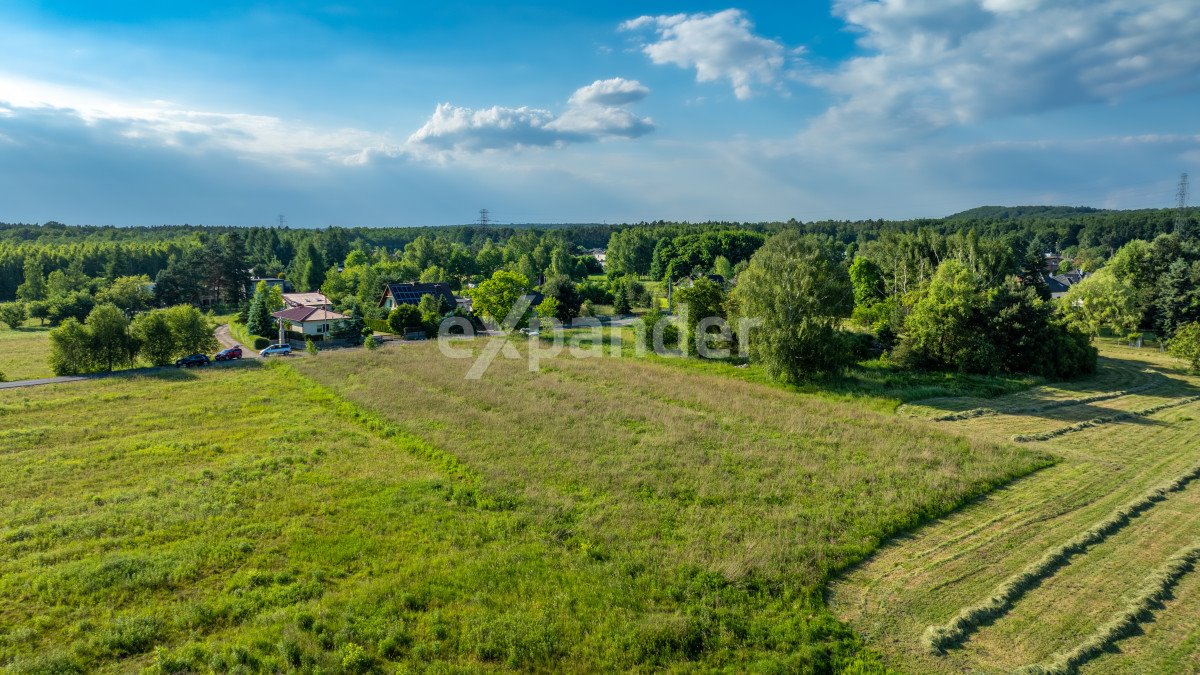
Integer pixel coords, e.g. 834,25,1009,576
2,205,1198,383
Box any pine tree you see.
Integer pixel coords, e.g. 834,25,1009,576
246,291,274,338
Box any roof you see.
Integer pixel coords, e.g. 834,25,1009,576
271,306,348,323
1044,274,1070,294
380,282,456,307
282,292,330,308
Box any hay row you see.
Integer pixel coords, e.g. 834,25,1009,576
1017,542,1200,675
932,385,1156,423
1012,395,1200,443
922,462,1200,654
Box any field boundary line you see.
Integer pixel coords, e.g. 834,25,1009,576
272,363,481,485
1012,395,1200,442
932,385,1158,422
1017,541,1200,675
922,461,1200,654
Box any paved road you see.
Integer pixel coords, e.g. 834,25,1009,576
0,375,88,390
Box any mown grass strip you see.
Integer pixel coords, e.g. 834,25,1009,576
1017,542,1200,675
934,385,1158,422
1012,395,1200,442
271,363,479,484
922,462,1200,654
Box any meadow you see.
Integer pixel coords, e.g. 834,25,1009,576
831,343,1200,673
0,323,52,381
0,339,1052,671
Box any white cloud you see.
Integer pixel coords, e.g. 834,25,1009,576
620,9,793,100
568,77,650,107
0,73,386,168
809,0,1200,139
406,78,653,154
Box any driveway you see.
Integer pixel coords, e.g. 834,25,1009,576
215,323,261,358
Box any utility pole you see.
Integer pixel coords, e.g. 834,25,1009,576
1176,173,1190,232
478,209,490,227
277,214,287,229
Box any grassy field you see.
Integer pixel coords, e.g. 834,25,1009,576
0,323,52,381
830,342,1200,673
289,340,1051,669
0,339,1053,671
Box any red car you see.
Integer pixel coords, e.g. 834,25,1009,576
214,347,243,361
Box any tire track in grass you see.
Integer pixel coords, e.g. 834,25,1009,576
1017,542,1200,675
922,462,1200,654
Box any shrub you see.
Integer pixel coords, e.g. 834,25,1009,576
1168,321,1200,371
387,304,422,335
340,642,373,673
305,338,318,356
364,334,379,350
0,301,28,329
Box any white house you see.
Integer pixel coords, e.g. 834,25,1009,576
271,306,349,337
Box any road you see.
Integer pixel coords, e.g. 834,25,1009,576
0,375,88,390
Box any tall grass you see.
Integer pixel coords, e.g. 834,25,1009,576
922,462,1200,654
1012,396,1200,442
1017,542,1200,675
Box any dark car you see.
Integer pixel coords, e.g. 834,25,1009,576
175,353,210,368
214,347,242,361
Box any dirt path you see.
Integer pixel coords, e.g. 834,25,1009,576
215,323,260,358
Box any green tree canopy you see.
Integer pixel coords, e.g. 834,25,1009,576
731,232,853,380
469,270,531,328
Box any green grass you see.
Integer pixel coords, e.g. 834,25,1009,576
553,325,1040,414
831,344,1200,673
289,341,1052,669
0,323,52,381
0,341,1054,671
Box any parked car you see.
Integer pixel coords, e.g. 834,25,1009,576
259,343,292,356
175,353,210,368
214,347,242,361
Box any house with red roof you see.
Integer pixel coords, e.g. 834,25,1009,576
271,305,349,337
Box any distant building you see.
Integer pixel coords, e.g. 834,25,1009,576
588,248,607,265
379,282,457,311
248,277,288,298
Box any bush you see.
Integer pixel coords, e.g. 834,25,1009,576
364,335,379,350
305,338,318,355
0,301,28,329
387,304,422,335
1168,321,1200,371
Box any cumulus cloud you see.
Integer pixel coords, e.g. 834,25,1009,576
809,0,1200,139
620,9,794,99
568,77,650,107
406,78,653,153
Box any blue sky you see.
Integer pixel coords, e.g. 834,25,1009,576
0,1,1197,226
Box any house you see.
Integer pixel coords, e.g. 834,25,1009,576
271,306,349,337
1043,252,1063,273
587,248,607,265
379,282,457,311
1043,271,1085,299
282,292,330,309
